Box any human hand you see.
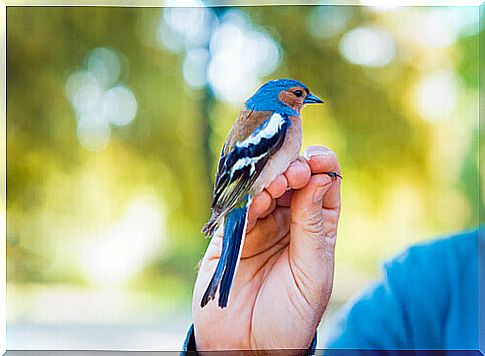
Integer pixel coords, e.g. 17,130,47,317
193,145,342,351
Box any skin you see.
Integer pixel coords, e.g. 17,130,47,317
193,145,342,352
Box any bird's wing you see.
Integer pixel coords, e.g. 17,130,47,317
211,111,291,215
212,109,268,196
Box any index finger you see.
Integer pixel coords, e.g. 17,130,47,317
284,158,311,190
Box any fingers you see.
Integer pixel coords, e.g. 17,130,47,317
247,159,312,228
290,174,333,239
277,190,293,207
284,158,311,190
266,174,288,199
288,174,337,306
260,198,276,219
247,175,286,231
247,190,272,231
242,207,290,259
303,145,341,211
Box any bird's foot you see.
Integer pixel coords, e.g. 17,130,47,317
324,171,342,180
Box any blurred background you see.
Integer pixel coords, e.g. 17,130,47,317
6,2,482,351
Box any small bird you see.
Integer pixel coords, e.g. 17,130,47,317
201,79,338,308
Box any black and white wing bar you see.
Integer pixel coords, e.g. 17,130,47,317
212,113,291,211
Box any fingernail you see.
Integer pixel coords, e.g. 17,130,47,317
313,187,325,204
304,146,330,159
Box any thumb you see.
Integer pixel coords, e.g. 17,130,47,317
288,174,335,308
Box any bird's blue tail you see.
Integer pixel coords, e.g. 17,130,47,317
200,195,250,308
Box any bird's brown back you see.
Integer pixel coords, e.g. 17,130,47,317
223,108,274,154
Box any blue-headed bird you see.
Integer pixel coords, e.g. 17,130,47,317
201,79,337,308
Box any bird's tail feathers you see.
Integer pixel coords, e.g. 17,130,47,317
201,210,223,237
200,244,227,307
200,195,250,308
218,206,247,307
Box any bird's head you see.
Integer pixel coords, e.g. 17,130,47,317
245,79,323,115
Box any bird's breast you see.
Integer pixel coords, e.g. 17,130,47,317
252,115,302,194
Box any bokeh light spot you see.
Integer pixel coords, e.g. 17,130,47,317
79,195,165,287
183,48,209,89
158,7,280,103
207,10,281,104
413,69,460,122
76,117,111,152
159,0,214,51
87,47,121,89
339,26,396,67
101,85,138,126
66,47,137,151
307,6,353,39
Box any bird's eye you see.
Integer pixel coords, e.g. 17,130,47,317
293,90,303,97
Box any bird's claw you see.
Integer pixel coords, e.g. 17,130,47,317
324,171,342,180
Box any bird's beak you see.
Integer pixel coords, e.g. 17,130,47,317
304,92,324,104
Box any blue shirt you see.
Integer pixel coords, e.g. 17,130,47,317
325,228,480,351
